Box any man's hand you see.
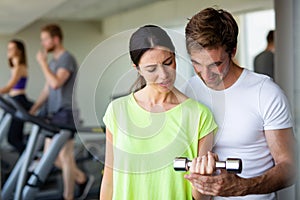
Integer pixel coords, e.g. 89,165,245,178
29,107,37,115
36,49,48,66
184,151,247,197
185,169,246,196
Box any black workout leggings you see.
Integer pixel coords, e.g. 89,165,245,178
7,94,33,154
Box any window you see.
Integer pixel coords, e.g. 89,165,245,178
238,9,275,70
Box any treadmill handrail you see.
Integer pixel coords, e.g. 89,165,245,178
50,122,77,133
6,97,61,133
0,95,16,115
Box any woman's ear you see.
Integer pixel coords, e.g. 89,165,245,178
133,64,141,75
133,64,140,70
133,64,141,77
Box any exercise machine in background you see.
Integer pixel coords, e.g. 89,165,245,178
0,95,105,200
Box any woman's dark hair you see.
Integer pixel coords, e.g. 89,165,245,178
8,39,27,68
129,25,175,92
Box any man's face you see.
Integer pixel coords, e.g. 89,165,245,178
40,31,55,52
190,46,231,90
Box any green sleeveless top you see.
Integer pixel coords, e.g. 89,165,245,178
103,93,217,200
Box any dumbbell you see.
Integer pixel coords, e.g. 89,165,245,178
173,157,242,173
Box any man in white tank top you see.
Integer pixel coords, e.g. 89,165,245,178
182,7,296,200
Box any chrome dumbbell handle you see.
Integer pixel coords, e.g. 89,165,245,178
173,157,242,173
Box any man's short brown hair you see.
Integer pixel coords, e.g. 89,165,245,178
41,24,63,41
185,7,238,55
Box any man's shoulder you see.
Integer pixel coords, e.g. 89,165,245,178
185,75,204,89
243,69,272,83
255,50,273,58
60,51,75,60
254,50,274,63
56,51,77,71
182,75,206,95
244,69,282,94
187,75,201,83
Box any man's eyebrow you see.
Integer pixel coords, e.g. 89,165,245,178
207,61,222,68
191,59,200,64
191,59,222,67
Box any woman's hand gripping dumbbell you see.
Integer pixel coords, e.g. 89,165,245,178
174,153,242,174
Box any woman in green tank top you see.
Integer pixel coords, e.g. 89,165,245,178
100,25,217,200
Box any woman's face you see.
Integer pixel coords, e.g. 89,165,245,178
7,42,18,59
137,47,176,93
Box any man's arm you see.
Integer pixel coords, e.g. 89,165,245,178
29,83,49,115
243,128,296,194
184,128,296,197
0,66,22,94
36,50,70,90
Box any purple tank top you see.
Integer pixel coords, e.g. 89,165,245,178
13,77,27,89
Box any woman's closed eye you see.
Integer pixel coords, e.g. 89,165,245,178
147,66,157,72
163,60,173,66
163,57,174,66
147,60,173,72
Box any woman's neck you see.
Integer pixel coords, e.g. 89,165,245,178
133,86,186,112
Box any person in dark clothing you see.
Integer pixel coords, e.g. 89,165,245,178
254,30,275,80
